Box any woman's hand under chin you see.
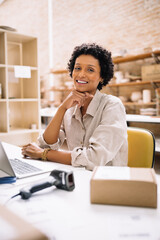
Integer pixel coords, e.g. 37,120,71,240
22,143,44,160
61,90,94,110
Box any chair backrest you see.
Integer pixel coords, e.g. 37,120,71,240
127,127,155,168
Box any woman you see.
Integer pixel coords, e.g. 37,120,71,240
22,43,128,171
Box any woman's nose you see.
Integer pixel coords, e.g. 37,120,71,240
78,70,85,78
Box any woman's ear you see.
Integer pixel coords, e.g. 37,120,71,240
99,78,103,84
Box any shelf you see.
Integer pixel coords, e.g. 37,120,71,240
8,128,40,133
7,65,38,70
8,98,39,102
0,64,6,67
0,99,7,102
51,86,71,92
0,128,40,134
41,86,71,93
0,30,40,145
50,69,68,74
124,102,156,106
113,50,160,64
108,80,160,87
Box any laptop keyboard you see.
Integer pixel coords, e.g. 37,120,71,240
10,158,41,175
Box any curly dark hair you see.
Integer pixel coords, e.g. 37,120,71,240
67,43,114,90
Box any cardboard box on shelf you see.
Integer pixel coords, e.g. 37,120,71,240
141,64,160,81
90,166,157,208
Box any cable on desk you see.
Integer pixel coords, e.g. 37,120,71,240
4,169,75,204
4,193,21,205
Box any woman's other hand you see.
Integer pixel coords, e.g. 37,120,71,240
61,90,93,110
22,143,43,159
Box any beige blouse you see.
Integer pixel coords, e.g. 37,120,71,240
38,90,128,170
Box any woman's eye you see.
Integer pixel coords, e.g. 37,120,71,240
87,68,94,72
74,67,81,71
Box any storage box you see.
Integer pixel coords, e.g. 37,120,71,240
141,64,160,81
90,166,157,208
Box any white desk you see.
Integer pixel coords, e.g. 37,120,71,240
0,144,160,240
126,114,160,153
126,114,160,123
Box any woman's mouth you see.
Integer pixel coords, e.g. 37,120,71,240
76,80,88,84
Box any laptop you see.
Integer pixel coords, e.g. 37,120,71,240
0,141,55,179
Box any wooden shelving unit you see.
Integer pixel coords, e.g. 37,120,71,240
105,51,160,116
107,80,160,109
108,50,160,152
50,69,68,74
41,86,71,93
108,79,160,87
0,29,40,146
113,50,160,64
124,102,156,106
41,68,72,106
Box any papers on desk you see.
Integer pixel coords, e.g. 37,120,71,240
0,204,48,240
0,216,17,240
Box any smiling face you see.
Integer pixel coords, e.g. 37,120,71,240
72,54,102,95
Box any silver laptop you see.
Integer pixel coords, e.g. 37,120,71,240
0,141,55,179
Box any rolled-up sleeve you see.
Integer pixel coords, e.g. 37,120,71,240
71,100,128,171
38,127,66,150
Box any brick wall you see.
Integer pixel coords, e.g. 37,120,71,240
0,0,160,77
52,0,160,69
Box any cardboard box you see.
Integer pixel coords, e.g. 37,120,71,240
141,64,160,81
0,204,49,240
90,166,157,208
